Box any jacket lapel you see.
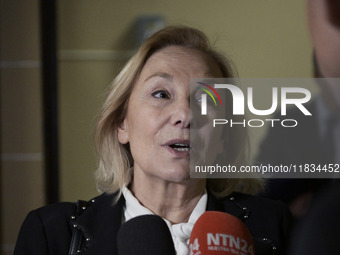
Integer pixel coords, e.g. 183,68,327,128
74,192,125,255
73,191,254,254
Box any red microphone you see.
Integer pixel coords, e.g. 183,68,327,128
189,211,255,255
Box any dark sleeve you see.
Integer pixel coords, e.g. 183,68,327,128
14,210,49,255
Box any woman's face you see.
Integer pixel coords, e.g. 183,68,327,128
118,46,222,183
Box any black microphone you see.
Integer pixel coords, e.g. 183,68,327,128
117,214,176,255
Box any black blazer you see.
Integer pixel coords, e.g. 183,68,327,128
14,191,291,255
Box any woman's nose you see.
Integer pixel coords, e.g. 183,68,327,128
170,99,191,128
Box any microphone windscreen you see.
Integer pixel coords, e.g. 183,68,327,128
189,211,255,255
117,214,176,255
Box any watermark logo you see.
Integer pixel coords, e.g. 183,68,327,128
197,82,222,115
190,78,336,180
199,83,312,117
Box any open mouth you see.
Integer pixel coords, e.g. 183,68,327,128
169,143,191,152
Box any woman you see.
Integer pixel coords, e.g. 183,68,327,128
14,26,291,255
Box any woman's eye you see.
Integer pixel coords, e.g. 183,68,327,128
152,90,170,99
194,94,214,105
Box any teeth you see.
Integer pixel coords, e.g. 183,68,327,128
173,147,190,152
170,143,191,151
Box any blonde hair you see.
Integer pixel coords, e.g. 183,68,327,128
94,26,264,197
